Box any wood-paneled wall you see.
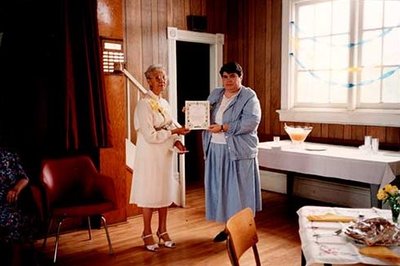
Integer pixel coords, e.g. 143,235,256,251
98,0,400,222
124,0,208,142
97,0,127,223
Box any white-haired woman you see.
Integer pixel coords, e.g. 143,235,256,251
129,64,190,251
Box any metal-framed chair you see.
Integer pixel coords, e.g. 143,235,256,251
40,155,116,263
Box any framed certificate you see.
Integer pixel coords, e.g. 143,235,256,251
185,101,210,130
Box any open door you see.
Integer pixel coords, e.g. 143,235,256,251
167,27,224,207
176,41,209,186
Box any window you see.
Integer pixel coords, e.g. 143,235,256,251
280,0,400,126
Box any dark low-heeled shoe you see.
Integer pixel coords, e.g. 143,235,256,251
213,230,228,242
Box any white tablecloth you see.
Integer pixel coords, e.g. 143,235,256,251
298,206,399,266
258,140,400,188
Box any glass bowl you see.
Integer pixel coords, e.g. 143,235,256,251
284,124,313,145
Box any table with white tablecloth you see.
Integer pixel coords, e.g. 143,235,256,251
298,206,398,266
258,141,400,207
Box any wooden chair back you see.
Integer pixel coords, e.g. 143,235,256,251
226,207,261,266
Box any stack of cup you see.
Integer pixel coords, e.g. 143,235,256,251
372,138,379,154
363,136,379,154
364,136,372,150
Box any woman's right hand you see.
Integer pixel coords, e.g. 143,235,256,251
171,127,190,135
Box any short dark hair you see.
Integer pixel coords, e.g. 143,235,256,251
219,62,243,77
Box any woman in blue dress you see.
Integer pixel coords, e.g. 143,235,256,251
202,62,262,242
0,148,37,265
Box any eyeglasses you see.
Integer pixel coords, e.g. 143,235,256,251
148,75,167,82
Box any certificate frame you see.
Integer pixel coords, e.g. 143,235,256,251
185,101,210,130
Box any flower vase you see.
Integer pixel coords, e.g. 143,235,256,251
391,204,400,224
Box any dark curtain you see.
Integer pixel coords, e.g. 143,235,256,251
0,0,111,180
62,0,111,151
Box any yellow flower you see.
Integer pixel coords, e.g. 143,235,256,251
148,99,158,111
377,189,388,201
387,185,399,196
148,99,165,115
377,184,400,206
378,184,400,224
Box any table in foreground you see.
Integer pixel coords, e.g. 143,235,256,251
298,206,399,266
258,141,400,207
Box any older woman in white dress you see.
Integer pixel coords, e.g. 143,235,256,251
129,64,190,252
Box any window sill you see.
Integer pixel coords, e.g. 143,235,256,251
277,108,400,127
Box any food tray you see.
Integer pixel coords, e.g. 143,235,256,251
344,217,400,246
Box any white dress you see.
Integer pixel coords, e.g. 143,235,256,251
129,90,179,208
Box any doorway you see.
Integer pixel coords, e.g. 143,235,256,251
176,41,210,185
167,27,224,207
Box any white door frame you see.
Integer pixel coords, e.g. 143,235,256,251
167,27,224,207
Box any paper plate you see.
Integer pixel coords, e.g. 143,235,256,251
305,146,327,151
383,152,400,157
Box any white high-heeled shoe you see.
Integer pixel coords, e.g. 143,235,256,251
142,234,159,252
157,231,176,248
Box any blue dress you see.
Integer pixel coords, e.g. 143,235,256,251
202,86,262,222
0,148,36,244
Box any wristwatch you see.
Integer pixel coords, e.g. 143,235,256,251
220,124,224,132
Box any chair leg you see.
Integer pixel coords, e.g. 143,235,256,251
101,215,114,254
53,218,64,264
42,218,54,248
252,246,261,266
226,238,238,266
87,216,92,240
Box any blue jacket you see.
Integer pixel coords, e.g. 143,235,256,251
202,86,261,161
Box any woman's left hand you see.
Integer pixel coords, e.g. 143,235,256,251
209,124,223,133
174,140,187,152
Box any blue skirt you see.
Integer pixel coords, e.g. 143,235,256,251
204,142,262,222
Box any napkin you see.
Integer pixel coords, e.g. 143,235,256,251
359,246,400,265
307,213,356,222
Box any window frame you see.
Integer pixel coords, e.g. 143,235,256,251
280,0,400,127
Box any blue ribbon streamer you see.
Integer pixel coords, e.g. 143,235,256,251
290,53,400,88
290,21,398,48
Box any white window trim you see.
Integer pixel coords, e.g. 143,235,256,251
279,0,400,127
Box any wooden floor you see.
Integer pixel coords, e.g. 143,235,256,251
33,183,302,265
